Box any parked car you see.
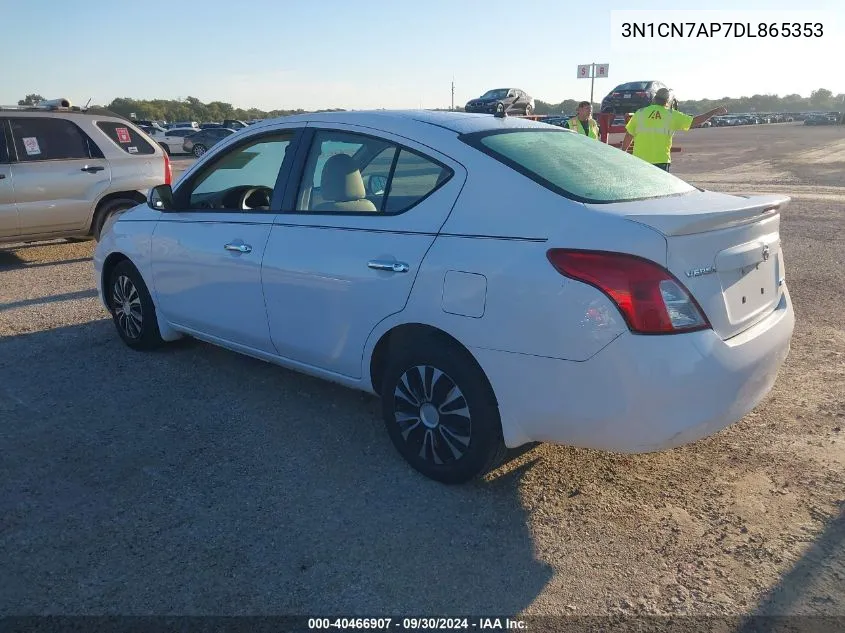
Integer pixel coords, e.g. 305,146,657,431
600,80,675,114
0,99,171,244
182,127,236,157
199,119,249,131
804,114,833,125
149,127,197,155
464,88,535,116
94,110,795,484
169,121,200,130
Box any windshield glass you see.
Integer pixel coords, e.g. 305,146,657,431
616,82,650,91
480,89,509,100
464,129,695,203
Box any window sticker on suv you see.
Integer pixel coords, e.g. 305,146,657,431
22,137,41,156
96,121,155,155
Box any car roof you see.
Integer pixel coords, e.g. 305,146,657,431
254,109,552,136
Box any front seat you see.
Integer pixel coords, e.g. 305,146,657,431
312,154,377,212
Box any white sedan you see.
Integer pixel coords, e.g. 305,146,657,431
93,110,795,484
149,127,198,155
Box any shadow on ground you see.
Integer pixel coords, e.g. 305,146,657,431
0,321,553,615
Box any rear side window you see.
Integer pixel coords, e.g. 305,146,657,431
384,150,450,213
0,123,8,163
294,129,452,215
9,117,94,162
462,129,695,203
96,121,156,155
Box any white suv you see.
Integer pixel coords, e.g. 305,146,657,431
0,99,172,244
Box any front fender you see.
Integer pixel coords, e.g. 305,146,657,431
93,209,182,342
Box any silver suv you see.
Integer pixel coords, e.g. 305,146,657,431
0,99,172,244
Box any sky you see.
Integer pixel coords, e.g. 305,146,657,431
2,0,842,112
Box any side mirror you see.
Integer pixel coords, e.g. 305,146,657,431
366,175,387,196
148,184,174,211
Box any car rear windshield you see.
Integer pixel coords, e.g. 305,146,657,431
461,129,695,203
616,82,650,91
95,121,156,155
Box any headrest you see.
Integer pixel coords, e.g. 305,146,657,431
320,154,366,201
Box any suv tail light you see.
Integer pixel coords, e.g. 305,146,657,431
546,249,710,334
163,150,172,186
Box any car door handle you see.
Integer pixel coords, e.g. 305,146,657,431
368,259,409,273
80,165,105,173
224,243,252,253
0,174,5,180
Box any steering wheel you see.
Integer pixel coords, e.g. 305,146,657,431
239,186,273,211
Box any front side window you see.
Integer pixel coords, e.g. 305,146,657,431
182,133,292,211
463,129,695,203
481,89,509,100
294,130,452,214
10,117,93,162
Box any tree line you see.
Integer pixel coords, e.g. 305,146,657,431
16,89,844,121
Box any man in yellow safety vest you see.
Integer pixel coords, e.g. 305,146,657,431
622,88,727,171
567,101,599,139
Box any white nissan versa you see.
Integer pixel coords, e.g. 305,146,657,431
93,110,794,484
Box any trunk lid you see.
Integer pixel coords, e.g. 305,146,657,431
586,190,790,340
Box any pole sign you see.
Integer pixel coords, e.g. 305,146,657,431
578,64,610,105
577,64,610,79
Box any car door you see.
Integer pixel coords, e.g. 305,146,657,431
8,116,111,237
0,119,20,239
150,127,301,353
164,130,184,153
261,124,466,379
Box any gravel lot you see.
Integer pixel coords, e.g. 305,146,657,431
1,122,843,618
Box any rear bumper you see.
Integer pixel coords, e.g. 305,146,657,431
473,288,795,452
601,98,649,112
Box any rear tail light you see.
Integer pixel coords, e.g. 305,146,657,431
163,150,172,186
546,249,710,334
612,92,621,97
635,91,647,97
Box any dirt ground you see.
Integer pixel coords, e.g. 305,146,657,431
0,122,843,619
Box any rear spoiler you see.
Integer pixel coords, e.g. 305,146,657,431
625,194,790,237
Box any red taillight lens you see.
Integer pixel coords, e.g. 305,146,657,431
163,150,172,186
546,249,710,334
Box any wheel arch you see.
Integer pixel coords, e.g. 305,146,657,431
89,191,147,235
367,322,495,404
101,252,183,342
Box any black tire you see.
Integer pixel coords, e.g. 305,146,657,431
380,335,507,484
525,104,533,116
107,260,165,351
92,198,139,241
495,102,505,115
192,144,207,158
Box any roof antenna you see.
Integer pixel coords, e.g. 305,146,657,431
84,97,92,108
